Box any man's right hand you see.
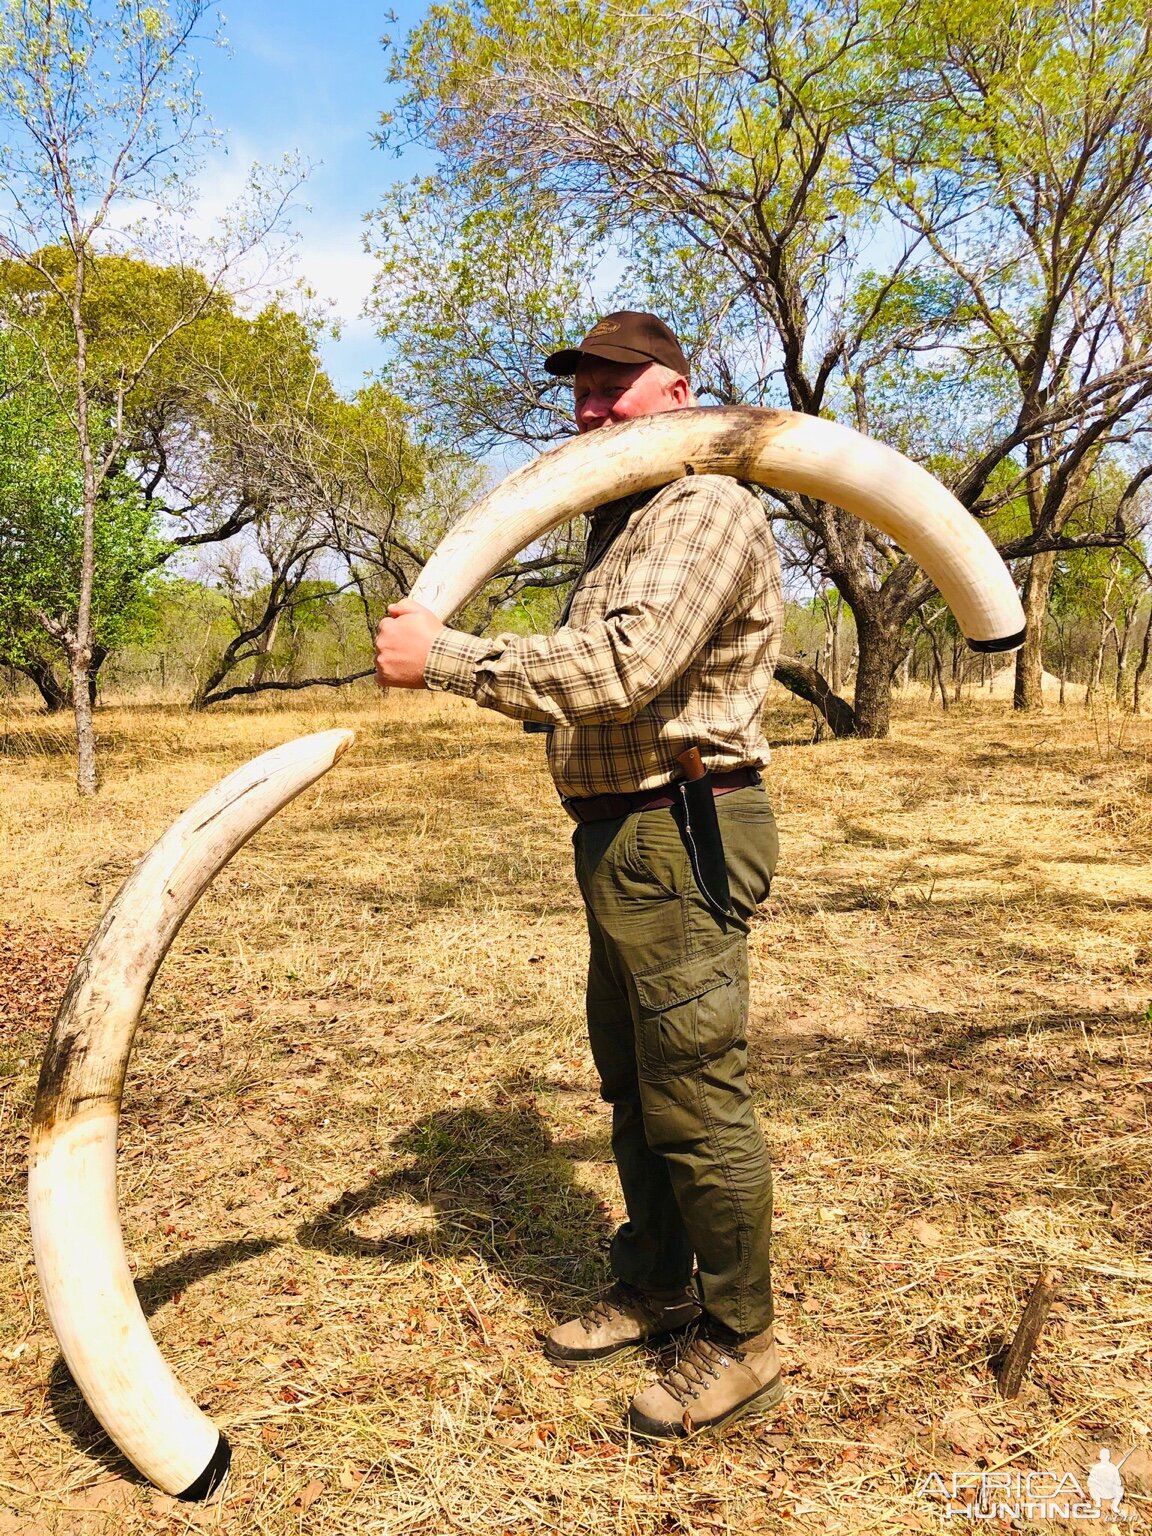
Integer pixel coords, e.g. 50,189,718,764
374,599,443,690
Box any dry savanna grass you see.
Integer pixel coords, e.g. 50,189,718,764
1,682,1150,1536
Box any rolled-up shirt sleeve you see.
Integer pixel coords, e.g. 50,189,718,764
422,477,754,727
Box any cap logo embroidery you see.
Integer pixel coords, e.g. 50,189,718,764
586,322,621,338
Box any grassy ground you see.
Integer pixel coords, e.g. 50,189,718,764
1,684,1150,1535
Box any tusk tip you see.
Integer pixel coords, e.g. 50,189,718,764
331,729,357,764
176,1433,231,1501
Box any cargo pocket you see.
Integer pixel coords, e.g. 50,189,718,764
633,944,746,1081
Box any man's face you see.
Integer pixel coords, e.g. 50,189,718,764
573,358,690,434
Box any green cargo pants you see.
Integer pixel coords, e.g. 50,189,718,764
573,785,778,1336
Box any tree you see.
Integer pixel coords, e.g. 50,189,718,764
371,186,594,455
1132,561,1152,714
878,0,1152,710
374,0,1152,735
184,344,428,707
0,253,331,710
0,331,166,707
0,244,495,715
0,0,298,791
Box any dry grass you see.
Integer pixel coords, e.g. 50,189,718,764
1,683,1150,1535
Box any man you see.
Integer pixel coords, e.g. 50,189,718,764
374,311,784,1439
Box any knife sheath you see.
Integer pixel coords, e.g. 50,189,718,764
674,747,732,919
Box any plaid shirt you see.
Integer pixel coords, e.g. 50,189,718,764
424,474,783,797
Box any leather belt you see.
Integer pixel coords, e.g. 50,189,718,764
563,766,761,825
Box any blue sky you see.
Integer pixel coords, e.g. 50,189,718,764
192,1,435,391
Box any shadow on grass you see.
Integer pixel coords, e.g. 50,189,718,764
751,1003,1148,1077
134,1237,283,1319
751,1002,1152,1208
297,1098,614,1303
0,729,82,760
45,1237,281,1484
784,873,1152,914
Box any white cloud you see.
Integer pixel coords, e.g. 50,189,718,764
191,137,379,340
289,231,376,325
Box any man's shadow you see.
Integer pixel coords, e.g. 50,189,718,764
298,1097,615,1307
46,1094,614,1477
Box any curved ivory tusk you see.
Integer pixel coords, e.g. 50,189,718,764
409,407,1025,648
28,729,355,1499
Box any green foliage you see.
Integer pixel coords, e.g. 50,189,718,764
380,0,1152,496
493,583,568,636
0,0,216,780
1,246,232,403
0,336,167,668
1051,545,1148,629
0,246,429,706
369,178,597,450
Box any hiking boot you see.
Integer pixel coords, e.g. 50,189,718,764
543,1281,702,1366
627,1320,784,1439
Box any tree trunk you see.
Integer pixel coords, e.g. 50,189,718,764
1133,611,1152,714
819,591,845,694
87,642,108,708
70,650,98,796
1013,551,1056,711
1057,625,1068,706
774,658,858,737
1114,623,1131,705
852,621,903,738
17,657,70,712
952,638,966,703
921,615,949,712
251,611,281,686
1086,616,1110,708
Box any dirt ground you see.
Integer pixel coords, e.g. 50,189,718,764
1,685,1150,1535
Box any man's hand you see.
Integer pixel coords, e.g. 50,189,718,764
374,599,444,690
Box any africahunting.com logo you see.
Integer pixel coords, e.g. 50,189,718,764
916,1445,1139,1523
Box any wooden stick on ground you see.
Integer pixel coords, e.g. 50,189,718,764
996,1269,1061,1398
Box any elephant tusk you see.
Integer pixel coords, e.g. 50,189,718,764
408,407,1026,649
28,729,355,1499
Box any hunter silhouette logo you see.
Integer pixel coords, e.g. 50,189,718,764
1087,1447,1132,1517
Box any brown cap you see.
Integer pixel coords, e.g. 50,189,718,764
545,310,690,379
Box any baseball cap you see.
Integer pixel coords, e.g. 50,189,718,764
544,310,690,378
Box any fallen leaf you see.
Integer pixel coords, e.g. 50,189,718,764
909,1218,944,1248
291,1478,324,1512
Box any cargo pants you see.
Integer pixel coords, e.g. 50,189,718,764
573,785,778,1336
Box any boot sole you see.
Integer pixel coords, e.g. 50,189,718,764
542,1315,701,1369
627,1372,786,1440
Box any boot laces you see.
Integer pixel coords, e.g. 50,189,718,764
580,1281,644,1333
580,1281,676,1334
659,1333,734,1404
